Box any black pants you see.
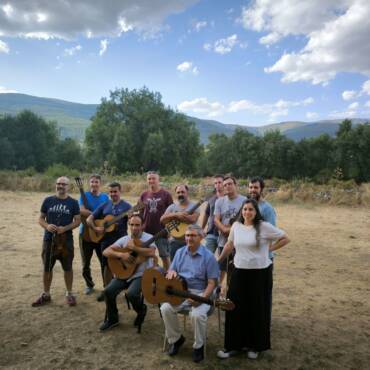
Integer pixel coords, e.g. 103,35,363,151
224,265,273,352
104,277,143,323
79,237,103,288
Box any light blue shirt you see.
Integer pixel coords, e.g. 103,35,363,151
170,244,220,291
258,200,276,258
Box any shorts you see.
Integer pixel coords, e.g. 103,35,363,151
155,237,170,258
42,239,74,272
218,246,234,272
204,234,218,254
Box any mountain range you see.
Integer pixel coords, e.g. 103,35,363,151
0,93,368,143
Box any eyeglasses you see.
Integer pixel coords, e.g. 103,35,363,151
56,183,68,186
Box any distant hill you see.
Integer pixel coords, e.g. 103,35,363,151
0,93,368,143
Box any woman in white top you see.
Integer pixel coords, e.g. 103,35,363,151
217,198,290,360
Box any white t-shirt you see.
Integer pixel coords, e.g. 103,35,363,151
114,232,156,281
228,221,285,269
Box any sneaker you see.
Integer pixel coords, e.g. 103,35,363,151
247,350,259,359
84,286,94,295
217,349,240,359
66,295,77,306
31,293,51,307
168,335,186,356
99,320,119,331
192,346,204,363
97,291,105,302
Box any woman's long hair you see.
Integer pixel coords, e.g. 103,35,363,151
236,198,264,247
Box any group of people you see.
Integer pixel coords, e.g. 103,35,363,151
32,172,290,363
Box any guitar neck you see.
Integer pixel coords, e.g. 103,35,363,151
187,199,203,215
79,189,92,211
142,228,169,247
167,287,213,306
106,210,129,227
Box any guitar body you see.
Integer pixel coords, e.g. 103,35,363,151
142,268,188,306
166,221,189,240
81,215,92,242
89,215,116,243
108,244,147,280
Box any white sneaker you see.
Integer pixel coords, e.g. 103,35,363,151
217,350,239,359
247,351,258,359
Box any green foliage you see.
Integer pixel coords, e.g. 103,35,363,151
44,163,80,178
85,87,202,175
56,138,84,169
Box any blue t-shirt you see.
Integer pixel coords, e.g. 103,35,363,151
79,192,109,234
258,200,276,258
93,199,132,239
170,244,220,291
40,196,80,241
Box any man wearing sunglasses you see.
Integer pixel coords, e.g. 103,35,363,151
32,176,81,307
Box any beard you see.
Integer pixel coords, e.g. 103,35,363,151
177,195,185,203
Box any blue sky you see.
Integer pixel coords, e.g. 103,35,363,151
0,0,370,126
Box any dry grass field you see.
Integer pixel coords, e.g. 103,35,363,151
0,191,369,369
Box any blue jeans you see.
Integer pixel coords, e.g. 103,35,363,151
204,234,218,254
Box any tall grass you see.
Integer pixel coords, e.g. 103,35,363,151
0,170,368,207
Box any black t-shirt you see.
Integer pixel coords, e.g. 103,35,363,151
40,195,80,241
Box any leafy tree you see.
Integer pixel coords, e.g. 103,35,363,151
56,138,84,170
85,87,201,174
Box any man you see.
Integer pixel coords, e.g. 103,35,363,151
214,176,246,287
99,214,156,331
32,176,81,307
79,174,109,295
160,184,199,261
160,224,219,363
201,175,224,253
139,171,173,271
87,182,131,298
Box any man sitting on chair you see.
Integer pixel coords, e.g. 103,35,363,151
99,214,156,331
160,224,219,363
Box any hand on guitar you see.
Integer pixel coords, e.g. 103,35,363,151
126,239,137,252
46,224,58,233
56,226,67,234
165,270,178,280
94,226,104,235
187,298,201,307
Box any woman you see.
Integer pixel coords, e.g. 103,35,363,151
217,198,290,360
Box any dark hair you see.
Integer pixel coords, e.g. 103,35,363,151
147,170,159,175
223,176,237,185
128,213,144,224
89,174,102,181
175,184,189,192
237,199,264,247
250,176,265,191
108,181,121,190
214,174,224,180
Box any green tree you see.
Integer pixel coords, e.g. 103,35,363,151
56,138,84,170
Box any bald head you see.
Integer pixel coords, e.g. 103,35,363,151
55,176,69,198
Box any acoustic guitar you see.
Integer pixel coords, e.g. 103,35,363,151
108,222,179,280
51,232,68,257
141,268,235,311
89,202,145,243
165,193,213,240
74,177,93,242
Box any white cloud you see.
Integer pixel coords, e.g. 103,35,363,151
99,39,108,56
194,20,207,32
0,0,199,40
178,96,314,119
362,79,370,95
242,0,370,84
178,98,224,117
204,34,242,55
342,90,357,100
365,100,370,107
0,40,9,53
348,102,359,110
177,61,199,75
0,86,17,93
64,44,81,56
306,111,319,119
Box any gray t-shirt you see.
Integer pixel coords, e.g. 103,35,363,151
214,194,247,247
164,201,199,242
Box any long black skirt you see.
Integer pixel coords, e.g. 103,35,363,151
224,265,273,352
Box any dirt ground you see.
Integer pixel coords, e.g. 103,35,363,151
0,191,369,370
